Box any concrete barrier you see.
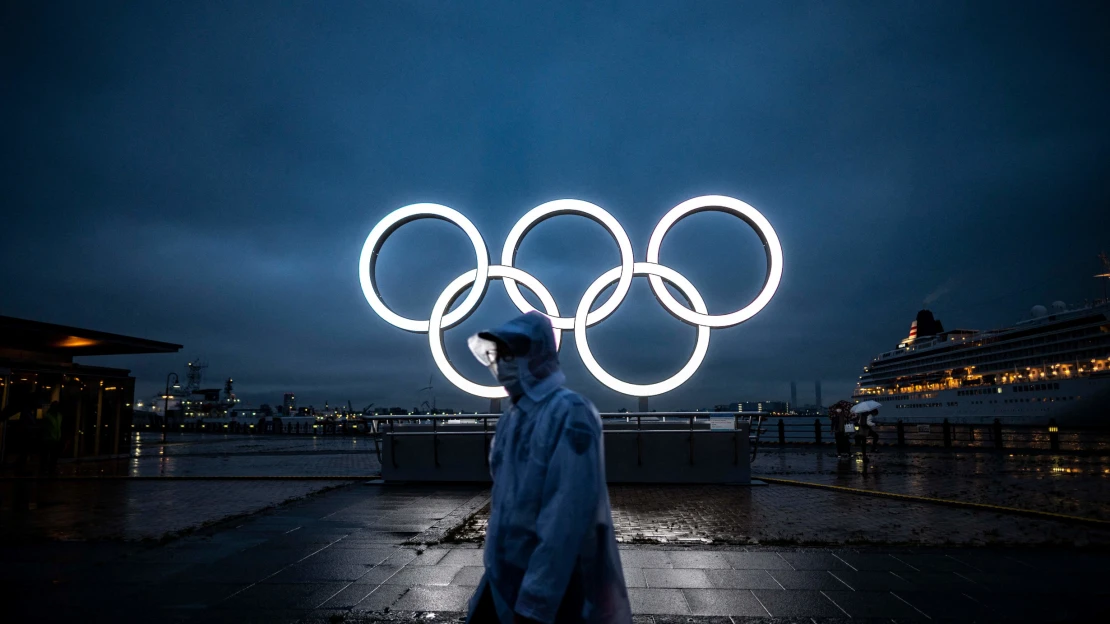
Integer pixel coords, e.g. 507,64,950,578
377,414,755,484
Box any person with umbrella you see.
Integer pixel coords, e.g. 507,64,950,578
850,400,882,455
827,400,854,458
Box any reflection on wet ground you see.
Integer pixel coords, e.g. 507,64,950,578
51,432,382,477
0,434,379,540
455,447,1110,546
754,447,1110,520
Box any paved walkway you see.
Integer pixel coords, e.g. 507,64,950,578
4,483,1106,623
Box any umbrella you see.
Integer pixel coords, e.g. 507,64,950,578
827,400,853,418
851,400,882,414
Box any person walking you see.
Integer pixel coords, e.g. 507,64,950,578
828,400,853,457
855,408,880,454
40,401,63,476
465,311,631,624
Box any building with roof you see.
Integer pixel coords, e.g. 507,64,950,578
0,316,180,462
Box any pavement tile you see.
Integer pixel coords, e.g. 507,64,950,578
196,608,309,624
751,589,845,617
142,582,244,609
221,582,349,610
721,552,794,570
319,583,378,609
333,533,416,545
391,585,474,611
703,568,781,590
438,548,486,567
667,551,731,569
768,570,852,590
895,590,996,620
778,552,853,570
622,567,647,588
382,549,420,567
891,553,979,573
828,570,915,591
166,560,289,585
382,564,465,586
617,550,673,568
681,588,767,616
644,567,713,589
300,546,396,567
352,564,406,585
823,590,926,619
893,570,984,591
352,584,410,611
627,587,690,615
451,565,485,586
263,561,374,582
406,549,451,565
831,551,915,571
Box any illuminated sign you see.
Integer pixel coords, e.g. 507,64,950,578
359,196,783,398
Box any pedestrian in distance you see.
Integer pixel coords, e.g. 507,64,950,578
465,311,632,624
828,400,853,458
855,408,880,454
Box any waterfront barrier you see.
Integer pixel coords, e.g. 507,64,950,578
370,412,762,484
134,414,1108,453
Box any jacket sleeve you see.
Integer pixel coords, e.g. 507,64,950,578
513,402,601,623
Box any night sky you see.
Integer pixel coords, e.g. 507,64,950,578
3,1,1108,412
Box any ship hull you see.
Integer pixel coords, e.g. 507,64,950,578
855,375,1110,427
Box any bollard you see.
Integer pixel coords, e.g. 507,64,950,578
992,418,1003,450
942,418,951,448
813,419,822,445
778,419,786,445
896,420,906,446
1048,418,1060,451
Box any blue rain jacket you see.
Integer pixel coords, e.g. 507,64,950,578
468,312,632,624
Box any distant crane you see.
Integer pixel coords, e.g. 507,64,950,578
417,374,436,414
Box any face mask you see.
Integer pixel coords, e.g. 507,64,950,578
493,356,523,397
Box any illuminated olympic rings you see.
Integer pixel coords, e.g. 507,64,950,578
358,196,783,398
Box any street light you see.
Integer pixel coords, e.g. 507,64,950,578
163,372,179,444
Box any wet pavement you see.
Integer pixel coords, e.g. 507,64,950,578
0,433,379,540
3,482,1107,623
457,482,1110,547
3,437,1109,621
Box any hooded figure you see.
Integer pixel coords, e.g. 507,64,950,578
466,311,631,624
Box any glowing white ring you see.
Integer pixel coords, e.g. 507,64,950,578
501,199,634,330
360,195,782,398
646,195,783,328
574,262,710,397
358,203,489,333
428,265,562,399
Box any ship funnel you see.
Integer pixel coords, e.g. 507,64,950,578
914,309,943,337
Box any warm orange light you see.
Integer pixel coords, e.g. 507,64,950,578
58,336,98,348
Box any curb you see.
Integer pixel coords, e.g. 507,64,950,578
755,475,1110,528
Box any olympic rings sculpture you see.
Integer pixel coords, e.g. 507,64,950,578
358,195,783,399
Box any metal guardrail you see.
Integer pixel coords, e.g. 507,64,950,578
363,412,768,469
139,412,1106,453
752,416,1109,452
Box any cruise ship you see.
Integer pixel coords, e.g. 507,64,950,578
853,301,1110,425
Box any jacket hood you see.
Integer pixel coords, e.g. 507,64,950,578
479,311,564,403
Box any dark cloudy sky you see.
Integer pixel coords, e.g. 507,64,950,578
3,1,1108,412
